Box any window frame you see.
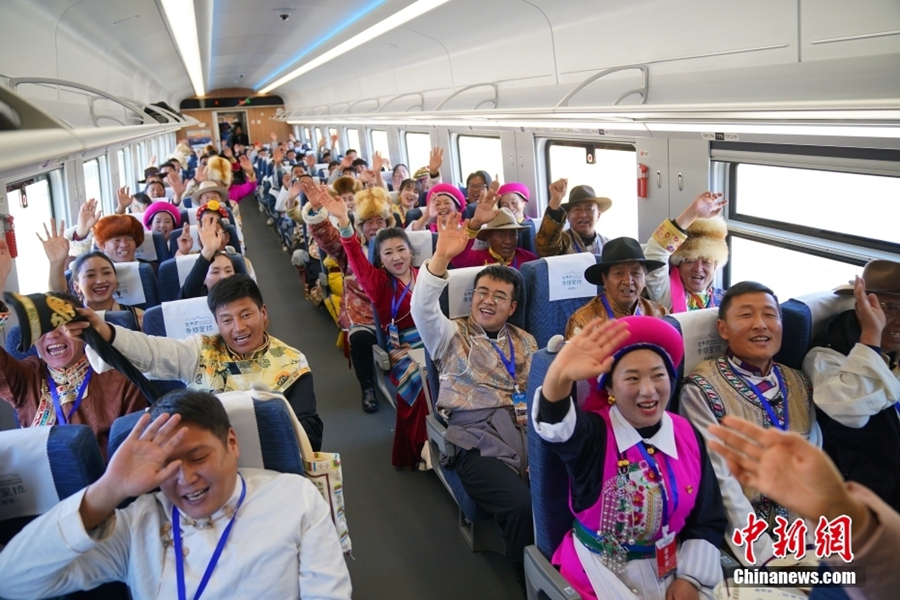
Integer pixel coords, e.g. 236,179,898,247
403,130,432,170
369,128,390,159
454,133,503,186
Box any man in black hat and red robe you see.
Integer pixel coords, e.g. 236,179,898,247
564,237,668,338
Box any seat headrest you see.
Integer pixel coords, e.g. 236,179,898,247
406,230,434,267
160,297,218,340
664,307,724,376
112,261,147,305
439,265,526,329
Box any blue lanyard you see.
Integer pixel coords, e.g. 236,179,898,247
490,332,518,391
47,370,92,426
173,475,247,600
600,293,642,320
390,276,413,323
634,442,679,530
738,366,789,431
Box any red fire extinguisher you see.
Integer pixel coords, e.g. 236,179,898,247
637,164,649,198
1,215,17,258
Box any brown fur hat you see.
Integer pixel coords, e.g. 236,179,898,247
332,176,361,197
206,155,233,187
354,187,395,236
93,214,145,248
671,217,729,267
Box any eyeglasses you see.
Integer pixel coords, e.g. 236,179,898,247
467,184,486,192
880,302,900,317
474,289,511,304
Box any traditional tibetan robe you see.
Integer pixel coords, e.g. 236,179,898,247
566,293,668,339
194,334,309,393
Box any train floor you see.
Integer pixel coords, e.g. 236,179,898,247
241,204,522,600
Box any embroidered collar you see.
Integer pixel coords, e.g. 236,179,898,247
609,405,678,459
47,354,91,387
601,293,640,317
225,333,270,361
487,247,516,266
726,349,773,378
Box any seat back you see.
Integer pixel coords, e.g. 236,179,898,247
157,254,248,301
782,290,856,360
520,255,602,348
0,426,104,545
518,219,536,255
143,297,218,340
108,390,304,476
406,230,435,268
108,261,159,310
133,231,170,263
525,348,573,559
102,309,140,331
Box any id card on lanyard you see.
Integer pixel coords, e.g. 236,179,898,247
387,276,413,347
491,333,527,425
47,370,92,425
635,443,679,579
600,294,642,321
740,366,789,431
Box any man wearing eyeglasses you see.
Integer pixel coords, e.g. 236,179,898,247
411,216,537,594
803,260,900,513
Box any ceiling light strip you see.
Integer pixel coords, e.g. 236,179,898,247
258,0,451,94
160,0,205,97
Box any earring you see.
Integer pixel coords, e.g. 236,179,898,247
607,394,616,406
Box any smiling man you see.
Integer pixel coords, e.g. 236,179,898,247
679,281,820,565
0,390,351,600
411,216,537,593
535,179,612,257
565,237,668,339
64,275,323,452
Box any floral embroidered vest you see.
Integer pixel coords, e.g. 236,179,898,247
193,334,310,393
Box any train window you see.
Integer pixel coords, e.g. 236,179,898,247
457,135,502,189
83,158,106,210
729,235,861,300
314,127,324,147
733,164,900,248
370,129,390,160
303,127,312,142
404,132,431,171
117,148,134,189
6,176,55,294
328,128,338,146
346,128,361,154
546,142,638,240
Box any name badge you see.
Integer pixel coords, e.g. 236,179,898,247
388,322,400,348
512,391,527,426
655,526,677,580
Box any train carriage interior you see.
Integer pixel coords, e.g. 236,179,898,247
0,0,898,599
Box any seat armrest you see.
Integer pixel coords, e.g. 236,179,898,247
426,414,447,455
524,546,581,600
372,345,391,371
318,273,330,294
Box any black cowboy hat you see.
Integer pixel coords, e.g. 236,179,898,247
584,237,667,285
560,185,612,213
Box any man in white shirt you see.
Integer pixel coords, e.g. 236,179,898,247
0,389,351,600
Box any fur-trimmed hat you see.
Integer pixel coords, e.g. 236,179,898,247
333,176,361,196
670,217,729,267
354,187,396,236
206,155,233,187
93,214,145,248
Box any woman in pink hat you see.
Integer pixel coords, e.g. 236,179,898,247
141,201,182,242
497,182,533,224
534,316,726,600
409,183,466,232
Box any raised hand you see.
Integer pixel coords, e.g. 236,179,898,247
299,178,328,211
676,191,727,229
282,173,292,190
318,136,327,149
305,153,317,168
542,318,630,401
0,238,12,291
222,146,234,159
855,275,887,346
372,151,384,173
470,181,500,229
148,154,157,168
116,186,133,212
358,169,375,185
273,148,284,165
318,188,350,227
428,147,443,175
707,416,868,525
198,214,223,259
288,133,296,142
76,198,102,239
166,171,185,196
392,171,403,192
434,215,470,261
548,178,568,210
330,132,339,145
270,131,278,142
194,165,208,183
339,154,353,170
177,223,193,255
288,179,303,200
38,219,69,264
80,412,187,529
239,154,253,173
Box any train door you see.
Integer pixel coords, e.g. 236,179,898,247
214,110,249,148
